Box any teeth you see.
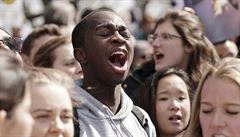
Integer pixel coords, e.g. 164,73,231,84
169,115,181,120
112,51,125,56
109,51,127,67
154,52,163,60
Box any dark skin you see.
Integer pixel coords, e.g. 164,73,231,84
74,11,134,114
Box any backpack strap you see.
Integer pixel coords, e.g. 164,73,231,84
73,107,80,137
132,105,150,136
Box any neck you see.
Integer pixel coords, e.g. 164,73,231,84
83,84,122,114
159,130,185,137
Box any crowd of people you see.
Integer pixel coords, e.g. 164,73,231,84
1,0,240,137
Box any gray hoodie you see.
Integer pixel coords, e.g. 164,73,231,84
73,86,156,137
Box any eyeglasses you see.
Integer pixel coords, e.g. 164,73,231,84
0,37,22,52
147,33,182,43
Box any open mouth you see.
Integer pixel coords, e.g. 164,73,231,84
109,51,127,67
169,115,181,121
108,50,128,73
154,52,164,60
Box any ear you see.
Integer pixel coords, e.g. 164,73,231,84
20,54,32,66
74,48,87,64
0,110,7,126
184,44,193,53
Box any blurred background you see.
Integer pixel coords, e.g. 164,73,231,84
0,0,239,47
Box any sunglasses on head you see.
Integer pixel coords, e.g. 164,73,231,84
0,37,22,52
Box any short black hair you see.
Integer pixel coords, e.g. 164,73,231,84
72,9,114,49
72,15,90,49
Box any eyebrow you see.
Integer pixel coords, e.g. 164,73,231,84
201,101,240,107
63,58,75,62
157,89,187,95
31,108,73,114
95,22,126,30
31,108,51,113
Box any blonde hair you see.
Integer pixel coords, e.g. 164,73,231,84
185,57,240,136
27,67,81,107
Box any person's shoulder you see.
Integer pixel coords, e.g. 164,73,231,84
132,105,157,137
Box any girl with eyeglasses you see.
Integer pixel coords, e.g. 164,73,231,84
123,9,220,99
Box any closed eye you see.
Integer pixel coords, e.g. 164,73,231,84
96,27,112,38
35,114,50,120
98,31,112,37
61,113,73,122
226,110,239,115
65,62,75,66
201,110,212,114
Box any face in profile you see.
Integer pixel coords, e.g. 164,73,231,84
30,83,74,137
53,44,83,80
2,90,33,137
155,74,190,136
200,77,240,136
84,11,134,84
151,21,191,72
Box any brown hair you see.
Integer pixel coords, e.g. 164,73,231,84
22,24,62,56
33,35,71,67
27,67,80,107
153,9,220,89
0,50,28,118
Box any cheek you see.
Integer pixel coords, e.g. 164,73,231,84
155,101,168,117
32,121,50,136
181,102,191,123
64,67,75,74
64,122,74,136
53,64,72,75
127,46,134,62
199,113,210,130
8,116,33,137
170,48,185,59
183,101,191,114
227,117,240,133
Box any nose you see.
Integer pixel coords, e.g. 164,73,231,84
75,61,82,72
111,31,126,44
76,65,83,79
151,39,162,48
169,100,181,111
211,110,225,128
49,117,64,133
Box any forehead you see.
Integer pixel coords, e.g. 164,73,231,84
54,44,74,58
31,84,72,105
88,11,127,28
201,77,240,103
156,74,188,93
155,21,176,33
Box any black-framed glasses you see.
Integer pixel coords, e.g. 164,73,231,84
147,33,182,43
0,37,22,52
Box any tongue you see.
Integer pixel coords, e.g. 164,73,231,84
113,61,122,67
110,54,125,67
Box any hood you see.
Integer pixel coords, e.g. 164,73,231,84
72,86,134,120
